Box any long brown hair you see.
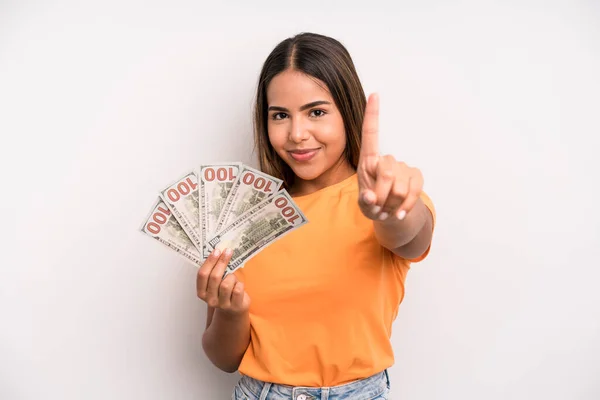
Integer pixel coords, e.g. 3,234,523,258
253,32,367,190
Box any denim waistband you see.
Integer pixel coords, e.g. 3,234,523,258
237,369,390,400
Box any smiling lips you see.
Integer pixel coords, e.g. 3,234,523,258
288,148,320,162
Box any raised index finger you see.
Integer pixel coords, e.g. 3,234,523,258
361,93,380,158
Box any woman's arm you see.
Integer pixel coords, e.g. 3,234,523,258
356,93,434,259
202,306,251,373
373,197,434,259
197,249,251,373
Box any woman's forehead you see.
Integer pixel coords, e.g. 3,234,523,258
266,70,331,104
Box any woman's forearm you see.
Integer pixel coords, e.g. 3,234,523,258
202,309,251,373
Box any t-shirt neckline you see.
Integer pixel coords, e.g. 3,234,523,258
291,172,357,201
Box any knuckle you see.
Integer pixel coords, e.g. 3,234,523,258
198,271,211,283
209,274,221,286
219,282,231,293
382,170,394,179
393,183,407,195
392,188,405,197
378,167,393,180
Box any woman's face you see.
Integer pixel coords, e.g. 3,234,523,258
266,69,349,188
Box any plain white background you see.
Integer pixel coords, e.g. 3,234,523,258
1,1,599,399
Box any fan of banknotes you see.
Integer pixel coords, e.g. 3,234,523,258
140,163,309,277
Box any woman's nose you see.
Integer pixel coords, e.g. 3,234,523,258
289,118,309,143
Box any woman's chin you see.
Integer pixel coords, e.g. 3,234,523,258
289,164,324,182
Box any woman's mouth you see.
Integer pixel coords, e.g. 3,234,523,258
288,148,320,162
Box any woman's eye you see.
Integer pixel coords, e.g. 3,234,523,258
272,112,287,120
310,109,326,117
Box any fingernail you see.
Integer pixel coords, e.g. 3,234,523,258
214,248,221,257
397,210,406,220
372,205,381,214
224,248,233,256
379,212,389,220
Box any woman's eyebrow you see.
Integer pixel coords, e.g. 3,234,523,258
268,100,331,112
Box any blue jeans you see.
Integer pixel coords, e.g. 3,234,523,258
232,370,391,400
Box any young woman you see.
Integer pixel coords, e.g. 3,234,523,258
197,32,436,400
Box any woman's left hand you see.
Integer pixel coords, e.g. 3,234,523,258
357,93,424,221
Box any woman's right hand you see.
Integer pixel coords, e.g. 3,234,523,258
196,248,250,316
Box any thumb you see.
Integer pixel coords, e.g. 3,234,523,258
360,189,377,206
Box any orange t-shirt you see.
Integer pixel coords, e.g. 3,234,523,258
234,173,435,387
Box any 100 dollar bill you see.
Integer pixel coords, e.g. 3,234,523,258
140,198,202,265
199,162,241,259
159,170,202,252
207,190,308,276
215,165,283,233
